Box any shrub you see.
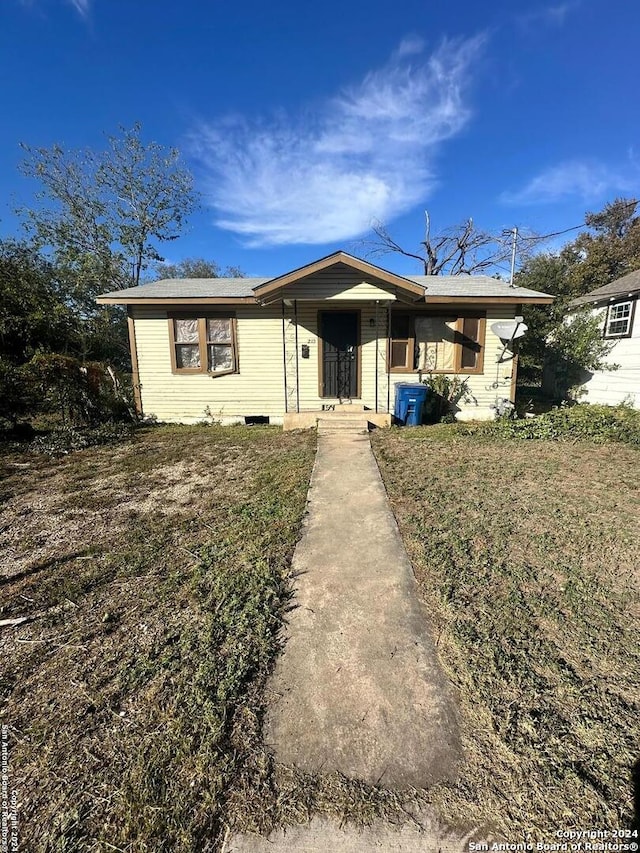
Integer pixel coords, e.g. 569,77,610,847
22,352,133,426
28,422,137,457
465,403,640,446
0,357,35,427
422,374,472,422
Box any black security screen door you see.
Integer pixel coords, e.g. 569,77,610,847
320,312,358,398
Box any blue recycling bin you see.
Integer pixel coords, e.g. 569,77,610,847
394,383,430,426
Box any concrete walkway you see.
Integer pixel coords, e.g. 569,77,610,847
264,431,461,789
223,812,475,852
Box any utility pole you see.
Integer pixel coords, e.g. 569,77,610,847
509,226,518,287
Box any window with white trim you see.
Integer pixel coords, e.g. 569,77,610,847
604,301,633,338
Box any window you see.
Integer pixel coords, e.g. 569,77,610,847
604,301,634,338
388,313,485,374
169,314,238,375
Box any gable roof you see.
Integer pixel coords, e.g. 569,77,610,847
252,250,425,302
96,251,554,305
569,268,640,308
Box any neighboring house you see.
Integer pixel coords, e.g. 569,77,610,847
568,268,640,408
96,251,553,426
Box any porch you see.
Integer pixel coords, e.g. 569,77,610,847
283,403,392,431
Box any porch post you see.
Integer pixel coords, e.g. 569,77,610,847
374,300,379,413
281,300,288,414
387,303,392,414
294,298,300,413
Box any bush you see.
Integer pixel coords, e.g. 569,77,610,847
28,422,137,457
422,374,472,422
22,352,133,426
465,403,640,446
0,358,34,427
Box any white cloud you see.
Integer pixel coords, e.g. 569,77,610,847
68,0,90,15
516,2,580,30
501,160,640,206
19,0,91,17
190,36,485,247
393,35,425,59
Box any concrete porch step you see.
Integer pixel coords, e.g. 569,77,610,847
283,411,392,431
315,410,371,420
317,417,369,435
317,429,370,435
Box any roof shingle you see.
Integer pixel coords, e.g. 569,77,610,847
569,268,640,308
98,273,551,301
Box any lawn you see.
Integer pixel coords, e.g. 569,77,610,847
0,425,321,852
4,421,639,849
372,425,640,837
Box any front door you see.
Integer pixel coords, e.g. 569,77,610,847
320,311,358,398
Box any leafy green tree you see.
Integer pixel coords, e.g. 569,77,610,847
0,239,78,364
0,239,131,429
18,123,199,299
0,239,78,427
153,257,244,279
16,124,198,388
516,198,639,393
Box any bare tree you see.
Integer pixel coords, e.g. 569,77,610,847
363,211,537,276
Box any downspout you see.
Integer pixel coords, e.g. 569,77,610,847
294,298,300,413
281,300,288,414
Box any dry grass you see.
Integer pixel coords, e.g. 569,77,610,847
1,425,320,851
7,420,636,848
372,425,640,837
1,424,426,852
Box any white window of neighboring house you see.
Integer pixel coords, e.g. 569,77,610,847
604,301,633,338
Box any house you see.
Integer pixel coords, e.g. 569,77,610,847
96,251,553,427
568,268,640,408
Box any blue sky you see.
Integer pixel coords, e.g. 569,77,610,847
1,0,639,278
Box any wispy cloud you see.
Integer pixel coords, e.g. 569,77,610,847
68,0,90,16
190,36,485,247
516,2,580,30
19,0,91,17
501,159,640,206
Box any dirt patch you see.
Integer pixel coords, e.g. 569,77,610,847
0,425,319,852
1,438,253,584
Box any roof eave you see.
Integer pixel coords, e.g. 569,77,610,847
569,290,640,309
424,295,554,305
95,295,258,305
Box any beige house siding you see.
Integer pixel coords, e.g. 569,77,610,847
133,305,286,422
282,265,400,302
132,302,519,423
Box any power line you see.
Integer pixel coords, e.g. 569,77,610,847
517,223,584,242
515,198,639,244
